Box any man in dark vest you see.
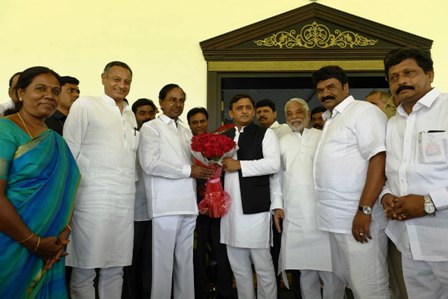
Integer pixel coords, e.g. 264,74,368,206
221,94,281,299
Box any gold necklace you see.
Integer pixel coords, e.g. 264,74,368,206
17,112,33,138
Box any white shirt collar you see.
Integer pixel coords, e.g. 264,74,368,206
159,113,184,127
397,87,439,116
270,121,280,129
101,94,131,112
322,95,354,120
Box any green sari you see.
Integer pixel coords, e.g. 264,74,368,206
0,118,80,298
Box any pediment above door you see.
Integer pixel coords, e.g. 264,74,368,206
200,3,433,128
200,2,432,69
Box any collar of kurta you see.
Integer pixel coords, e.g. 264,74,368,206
101,94,131,112
159,113,184,127
269,121,280,129
236,122,255,133
396,87,439,117
322,95,354,120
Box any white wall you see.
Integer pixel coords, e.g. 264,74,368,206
1,0,446,120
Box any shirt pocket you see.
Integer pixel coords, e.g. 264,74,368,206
124,124,139,153
418,131,448,164
323,127,349,157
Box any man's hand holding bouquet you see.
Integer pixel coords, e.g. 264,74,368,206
191,124,237,218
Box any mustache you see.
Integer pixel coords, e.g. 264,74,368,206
289,118,303,124
321,95,335,102
396,85,415,95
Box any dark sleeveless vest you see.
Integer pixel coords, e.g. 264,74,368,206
226,123,270,214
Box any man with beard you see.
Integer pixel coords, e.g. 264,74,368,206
121,98,157,299
132,98,157,128
380,48,448,298
271,98,345,299
313,66,390,299
45,76,80,135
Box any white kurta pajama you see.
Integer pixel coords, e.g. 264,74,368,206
272,128,331,271
64,95,138,267
381,88,448,299
64,95,138,299
271,128,345,299
139,114,197,299
314,96,390,299
220,127,280,299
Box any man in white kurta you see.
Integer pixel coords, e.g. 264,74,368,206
380,48,448,299
221,94,280,299
138,84,214,299
271,98,345,299
64,62,138,299
312,66,390,299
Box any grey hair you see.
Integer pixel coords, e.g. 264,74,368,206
284,98,309,117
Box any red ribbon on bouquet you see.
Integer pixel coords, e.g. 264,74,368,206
196,160,231,218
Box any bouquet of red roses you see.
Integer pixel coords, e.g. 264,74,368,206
191,124,237,218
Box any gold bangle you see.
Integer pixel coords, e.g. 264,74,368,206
19,233,34,244
33,237,41,252
66,224,72,232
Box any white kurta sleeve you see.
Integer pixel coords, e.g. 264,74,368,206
240,128,280,177
138,123,190,179
355,107,387,160
430,187,448,211
63,98,89,158
379,183,393,203
270,171,284,210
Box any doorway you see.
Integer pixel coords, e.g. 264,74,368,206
219,72,389,126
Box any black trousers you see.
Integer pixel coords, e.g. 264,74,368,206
122,220,152,299
194,215,234,299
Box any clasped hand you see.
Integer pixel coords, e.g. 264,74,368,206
381,193,426,221
32,227,71,270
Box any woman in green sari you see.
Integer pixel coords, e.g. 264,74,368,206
0,66,80,298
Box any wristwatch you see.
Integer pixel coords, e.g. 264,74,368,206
423,195,436,216
358,205,372,215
